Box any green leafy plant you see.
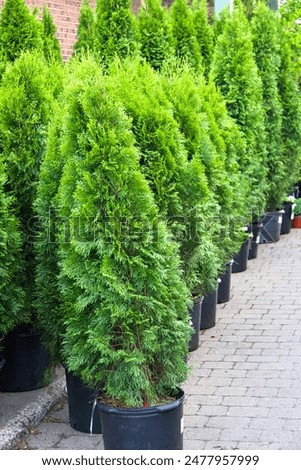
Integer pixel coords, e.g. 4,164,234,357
170,0,202,72
40,5,62,63
107,57,221,296
294,198,301,216
73,0,95,57
251,2,284,211
210,2,267,217
94,0,138,66
55,59,191,407
0,0,42,63
137,0,174,70
0,52,55,327
192,0,214,77
0,165,25,338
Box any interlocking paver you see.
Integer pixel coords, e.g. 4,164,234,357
6,229,301,450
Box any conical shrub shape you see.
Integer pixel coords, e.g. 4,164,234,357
251,3,283,211
41,5,62,63
94,0,138,66
192,0,214,77
277,20,301,192
280,0,301,86
170,0,202,72
210,3,267,217
107,58,221,296
137,0,174,70
162,63,248,269
0,165,25,337
34,59,101,364
73,0,95,57
0,0,42,63
56,59,191,407
0,52,55,323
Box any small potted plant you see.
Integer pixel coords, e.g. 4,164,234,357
55,63,192,450
292,198,301,228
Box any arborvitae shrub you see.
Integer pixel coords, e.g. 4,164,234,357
94,0,138,66
192,0,214,77
277,17,301,193
251,3,284,210
40,5,62,63
137,0,174,70
170,0,202,72
0,0,42,63
34,59,101,363
210,4,267,217
162,63,247,268
55,60,191,406
0,166,25,337
73,0,95,57
107,58,221,296
0,52,54,323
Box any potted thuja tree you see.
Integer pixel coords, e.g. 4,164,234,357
56,70,192,450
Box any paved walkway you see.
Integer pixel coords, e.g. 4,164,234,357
3,228,301,450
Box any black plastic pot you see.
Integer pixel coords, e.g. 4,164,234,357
188,297,203,352
200,287,217,330
0,325,50,392
217,262,232,304
281,202,293,235
97,388,185,450
232,238,250,273
65,370,102,434
0,357,5,372
248,223,262,260
259,210,283,243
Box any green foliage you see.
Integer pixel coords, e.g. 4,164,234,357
251,3,283,210
192,0,214,77
0,0,42,63
210,4,267,216
40,5,62,63
94,0,138,66
170,0,202,72
137,0,174,70
107,58,220,296
0,166,25,336
55,59,191,406
34,58,101,363
162,62,247,271
73,0,95,57
0,52,55,322
280,0,301,85
277,19,301,195
294,198,301,216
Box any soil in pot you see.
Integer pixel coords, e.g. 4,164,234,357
259,210,283,243
200,287,217,330
232,238,250,273
188,297,202,352
97,388,184,450
65,370,102,434
0,325,50,392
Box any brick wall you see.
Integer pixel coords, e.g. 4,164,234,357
0,0,175,60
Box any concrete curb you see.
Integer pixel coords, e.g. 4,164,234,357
0,375,65,450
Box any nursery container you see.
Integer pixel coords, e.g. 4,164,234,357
188,297,203,352
217,262,232,304
248,222,262,260
292,215,301,228
65,370,102,434
200,286,217,330
97,388,184,450
232,237,250,273
259,210,283,243
281,202,293,235
0,325,50,392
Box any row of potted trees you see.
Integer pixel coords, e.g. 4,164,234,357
0,0,301,450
